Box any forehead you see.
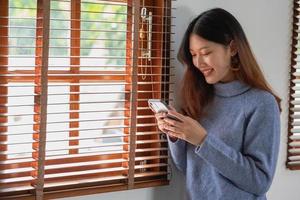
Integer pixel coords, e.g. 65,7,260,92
189,34,214,50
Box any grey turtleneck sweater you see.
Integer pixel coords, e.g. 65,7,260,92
168,80,280,200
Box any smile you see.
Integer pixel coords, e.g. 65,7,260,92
201,68,213,76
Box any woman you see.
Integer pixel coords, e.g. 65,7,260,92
155,8,281,200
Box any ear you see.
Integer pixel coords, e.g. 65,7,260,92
229,40,238,56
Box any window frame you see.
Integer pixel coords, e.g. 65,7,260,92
287,0,300,170
0,0,173,199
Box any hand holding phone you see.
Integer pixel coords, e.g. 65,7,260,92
148,99,182,122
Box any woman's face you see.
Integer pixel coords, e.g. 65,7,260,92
189,34,235,84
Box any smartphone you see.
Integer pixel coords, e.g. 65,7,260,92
148,99,182,122
148,99,169,113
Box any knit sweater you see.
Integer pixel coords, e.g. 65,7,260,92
168,80,280,200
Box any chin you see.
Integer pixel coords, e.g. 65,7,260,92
205,77,218,84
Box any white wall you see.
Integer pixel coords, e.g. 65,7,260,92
61,0,300,199
171,1,300,200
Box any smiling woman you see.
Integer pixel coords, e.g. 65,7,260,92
155,8,281,200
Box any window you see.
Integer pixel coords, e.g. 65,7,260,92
288,0,300,170
0,0,174,199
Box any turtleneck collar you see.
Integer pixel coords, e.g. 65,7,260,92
213,80,251,97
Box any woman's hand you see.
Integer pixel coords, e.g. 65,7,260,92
154,112,178,142
163,107,207,146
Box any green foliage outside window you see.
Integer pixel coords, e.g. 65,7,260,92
9,0,127,67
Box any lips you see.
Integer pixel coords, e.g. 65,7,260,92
200,68,213,77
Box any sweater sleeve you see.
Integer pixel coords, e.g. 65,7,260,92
195,95,280,196
167,135,187,174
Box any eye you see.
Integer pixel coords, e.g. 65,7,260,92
202,52,211,56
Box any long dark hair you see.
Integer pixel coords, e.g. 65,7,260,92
177,8,281,119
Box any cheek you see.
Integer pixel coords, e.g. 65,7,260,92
211,55,231,70
200,56,214,66
201,55,218,69
223,54,232,66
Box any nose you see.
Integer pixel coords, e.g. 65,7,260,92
194,55,204,67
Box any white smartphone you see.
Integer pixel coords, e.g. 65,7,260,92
148,99,169,113
148,99,182,122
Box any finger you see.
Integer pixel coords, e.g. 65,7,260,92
157,123,166,132
165,130,181,139
155,112,167,120
157,120,167,128
158,126,166,133
158,121,166,127
163,123,179,133
159,127,168,134
163,123,184,138
167,110,186,121
155,112,164,118
163,117,182,128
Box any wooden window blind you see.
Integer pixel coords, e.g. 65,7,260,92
288,0,300,170
0,0,174,199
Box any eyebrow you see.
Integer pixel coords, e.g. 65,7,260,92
189,46,209,51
